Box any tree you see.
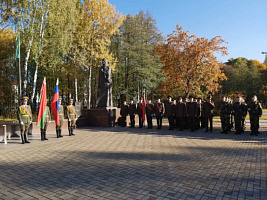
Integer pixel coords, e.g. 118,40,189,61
155,25,228,98
111,10,163,102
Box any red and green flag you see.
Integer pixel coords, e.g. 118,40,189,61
37,77,47,129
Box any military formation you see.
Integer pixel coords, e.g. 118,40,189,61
120,95,262,136
17,96,77,144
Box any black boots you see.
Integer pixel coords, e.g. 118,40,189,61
69,128,75,136
24,134,30,143
21,134,25,144
59,129,63,137
41,131,48,141
56,129,60,138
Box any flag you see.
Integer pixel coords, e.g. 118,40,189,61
51,78,59,126
37,77,47,129
15,33,20,59
142,95,146,121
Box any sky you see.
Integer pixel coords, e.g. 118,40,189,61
109,0,267,63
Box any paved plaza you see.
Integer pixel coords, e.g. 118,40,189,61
0,121,267,200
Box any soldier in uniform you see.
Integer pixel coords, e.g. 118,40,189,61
154,97,165,129
241,97,248,133
120,100,128,127
203,96,215,132
172,98,177,128
218,96,230,134
128,99,136,128
56,98,64,138
67,99,77,136
40,99,51,141
232,96,243,135
146,99,154,129
165,96,174,130
247,95,262,136
186,96,198,132
17,96,32,144
196,98,202,130
176,96,187,131
137,97,144,128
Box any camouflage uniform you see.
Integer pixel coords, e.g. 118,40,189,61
218,101,231,133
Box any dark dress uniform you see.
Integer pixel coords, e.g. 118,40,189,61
17,97,32,144
165,101,174,130
154,102,165,129
232,102,243,134
241,102,248,133
128,103,137,127
120,104,129,127
218,101,231,133
146,103,154,129
247,100,262,135
40,106,51,141
176,101,187,131
67,103,77,136
137,102,144,128
203,101,215,132
196,102,202,130
186,101,198,131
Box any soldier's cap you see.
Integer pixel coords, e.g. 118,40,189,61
172,98,176,101
207,96,211,99
130,98,133,101
156,97,161,100
167,95,172,99
178,96,182,99
21,96,29,100
189,96,194,99
197,97,202,100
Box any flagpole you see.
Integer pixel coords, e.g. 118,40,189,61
143,89,146,129
19,57,21,97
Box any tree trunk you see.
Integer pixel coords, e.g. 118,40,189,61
88,65,92,109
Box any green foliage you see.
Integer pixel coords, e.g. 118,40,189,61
111,10,164,102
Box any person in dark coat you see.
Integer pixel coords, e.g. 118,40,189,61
137,97,144,128
196,98,202,130
172,99,177,128
146,99,154,129
247,95,262,136
120,100,128,127
165,96,174,130
186,96,198,132
218,96,231,134
203,96,215,132
176,96,187,131
128,99,137,128
154,97,165,129
232,96,243,135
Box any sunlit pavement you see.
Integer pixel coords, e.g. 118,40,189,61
0,121,266,200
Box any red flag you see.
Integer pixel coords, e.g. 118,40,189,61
37,77,47,129
142,96,146,121
51,78,59,126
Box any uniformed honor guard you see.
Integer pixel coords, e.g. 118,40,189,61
203,96,215,133
120,100,128,127
186,96,198,132
247,95,262,136
165,96,174,130
241,98,248,133
146,99,154,129
56,98,64,138
67,99,77,136
137,97,144,128
218,96,231,134
176,96,187,131
233,96,243,135
128,99,137,128
17,96,32,144
40,99,51,141
196,98,202,130
154,97,165,129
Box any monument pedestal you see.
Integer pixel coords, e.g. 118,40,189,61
77,107,120,127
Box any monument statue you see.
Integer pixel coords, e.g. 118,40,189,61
96,58,113,107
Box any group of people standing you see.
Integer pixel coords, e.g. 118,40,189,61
120,95,263,136
17,96,77,144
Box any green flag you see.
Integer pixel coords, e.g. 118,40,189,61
15,33,20,59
